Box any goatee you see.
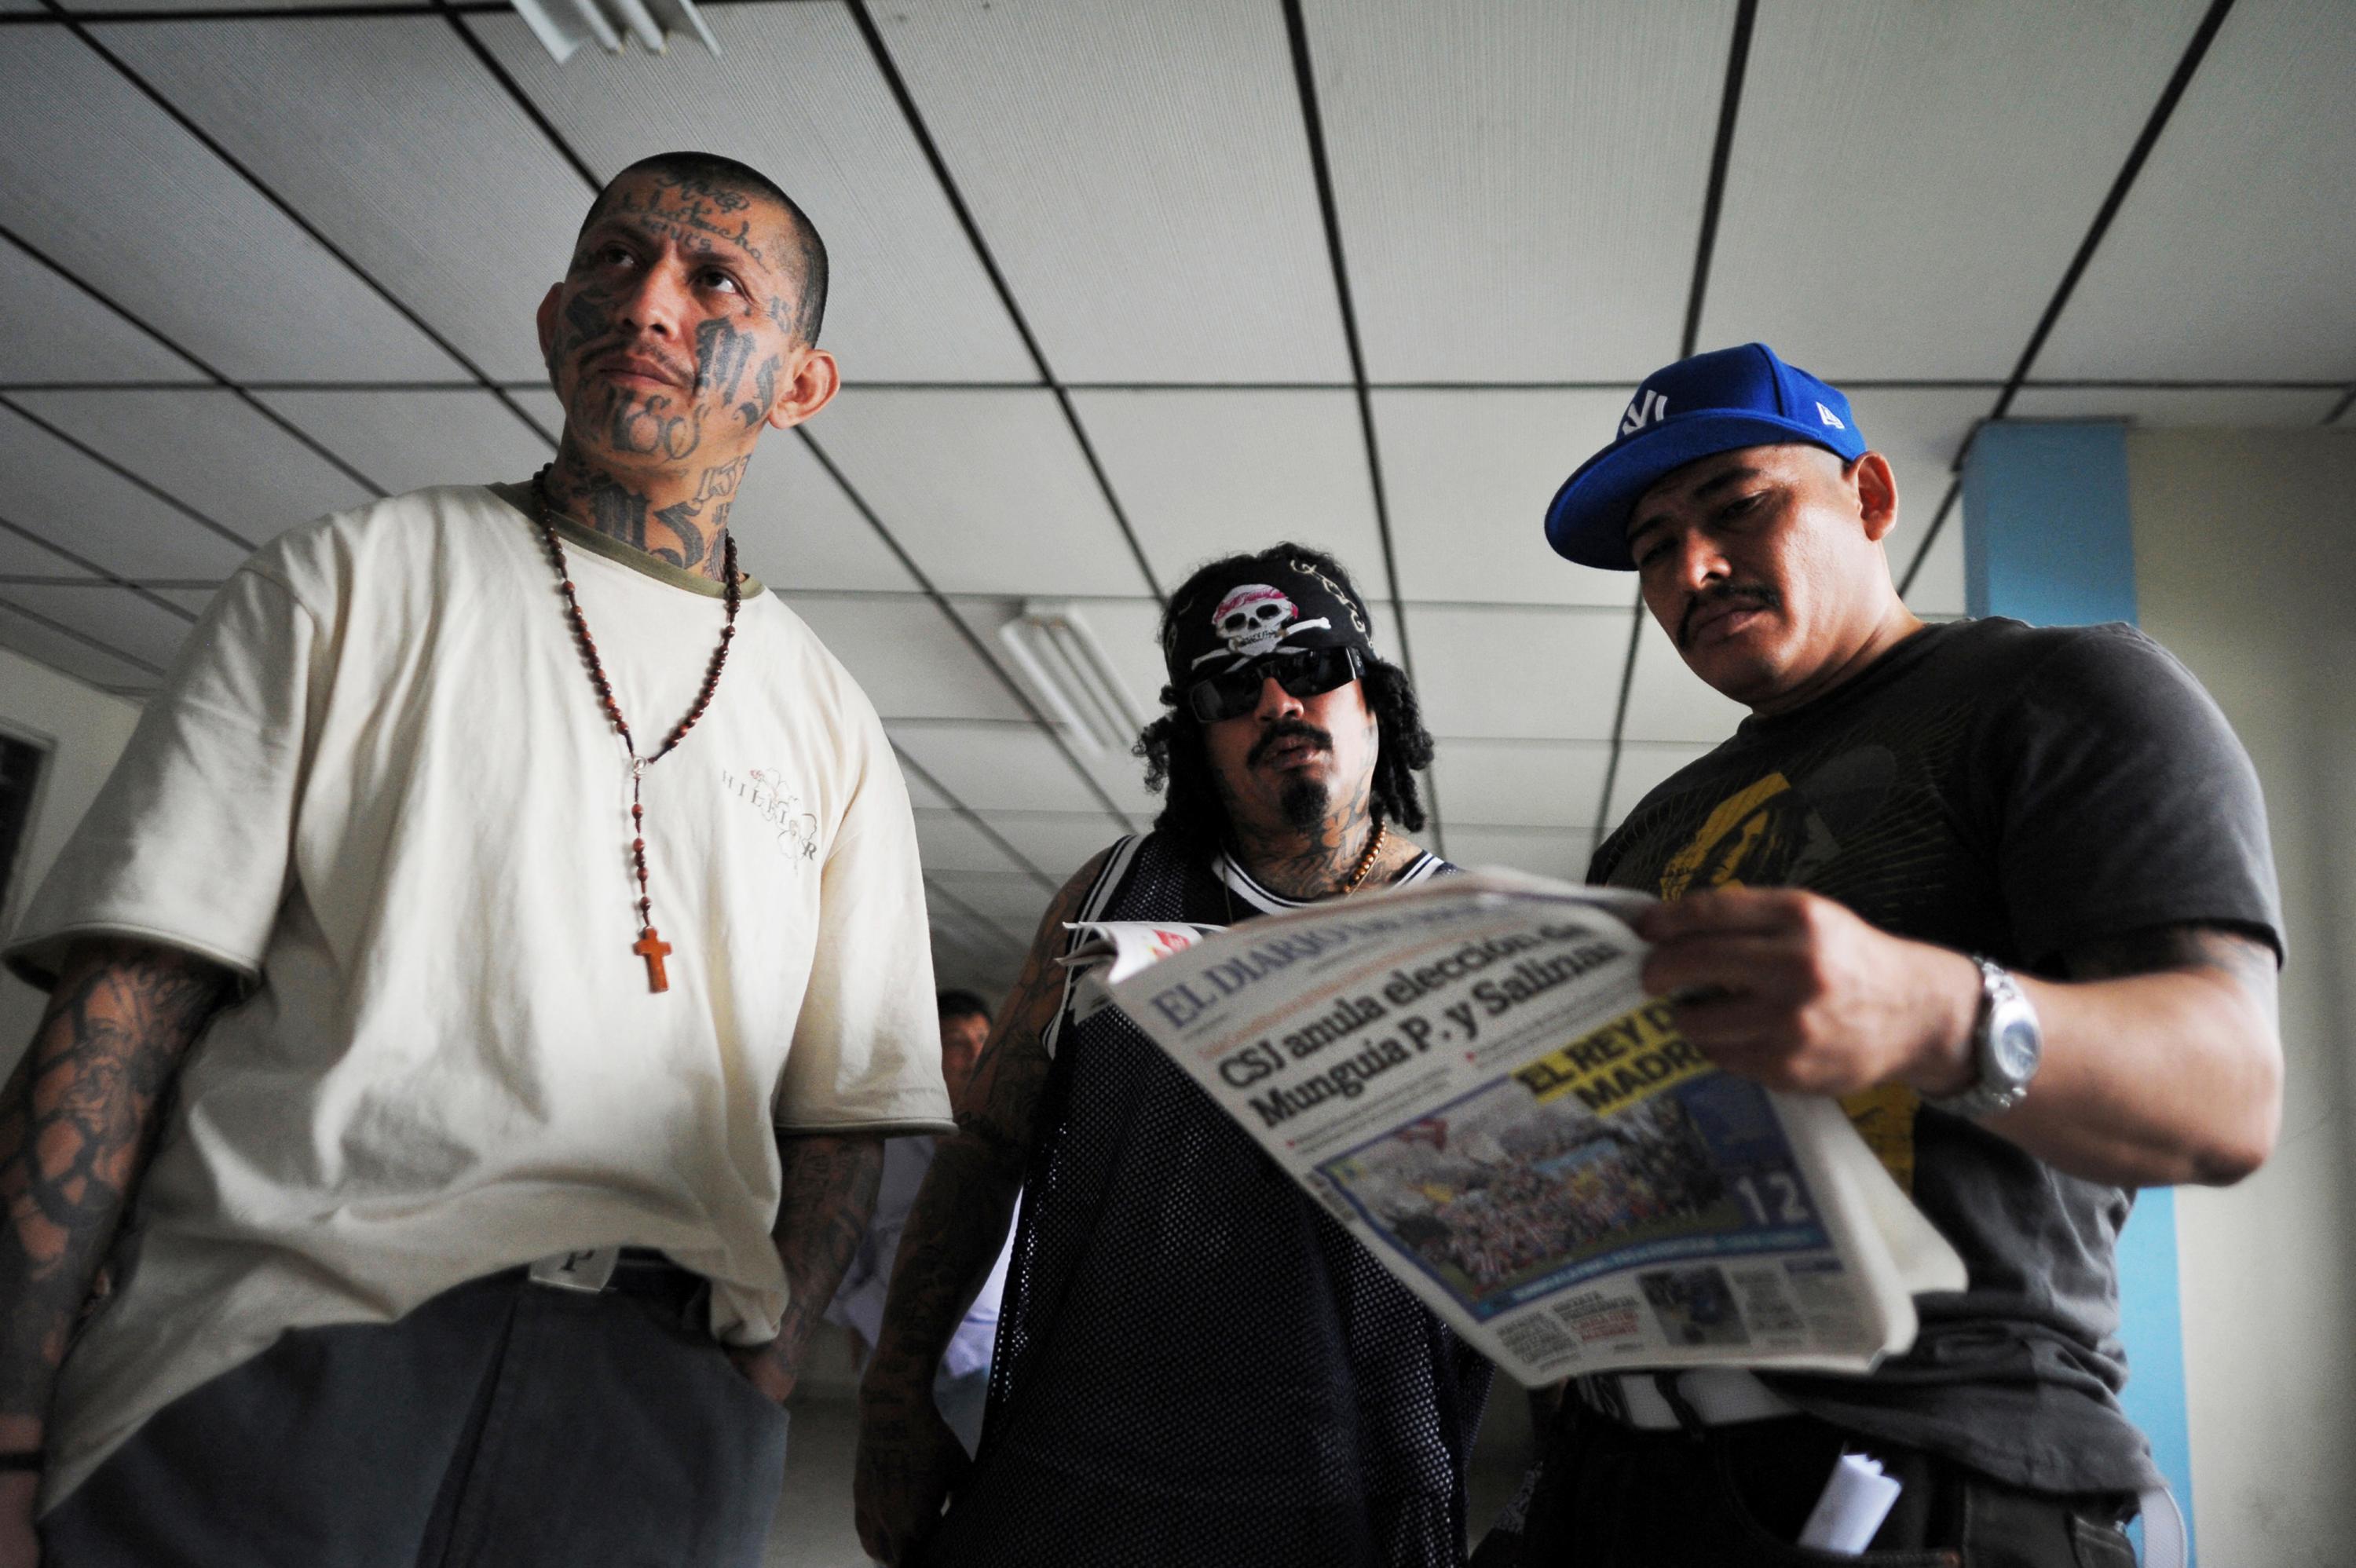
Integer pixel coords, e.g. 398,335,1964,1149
1279,775,1328,833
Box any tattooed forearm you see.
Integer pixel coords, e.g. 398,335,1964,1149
766,1132,887,1385
862,852,1107,1413
0,941,229,1427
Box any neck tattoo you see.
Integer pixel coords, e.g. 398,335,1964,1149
532,466,741,993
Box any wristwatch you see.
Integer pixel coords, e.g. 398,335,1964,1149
1923,957,2042,1120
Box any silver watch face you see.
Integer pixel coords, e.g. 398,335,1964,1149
1992,1014,2041,1082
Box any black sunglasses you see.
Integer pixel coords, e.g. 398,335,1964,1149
1185,646,1361,723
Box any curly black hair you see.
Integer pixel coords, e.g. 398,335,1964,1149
1135,543,1434,858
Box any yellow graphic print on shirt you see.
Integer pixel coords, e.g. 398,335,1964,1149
1654,770,1919,1194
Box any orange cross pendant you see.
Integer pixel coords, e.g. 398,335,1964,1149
633,927,674,993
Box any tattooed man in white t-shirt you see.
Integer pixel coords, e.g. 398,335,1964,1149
0,152,953,1568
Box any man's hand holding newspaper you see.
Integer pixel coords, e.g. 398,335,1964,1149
1065,871,1964,1387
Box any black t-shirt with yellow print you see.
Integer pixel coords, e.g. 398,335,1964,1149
1590,616,2280,1494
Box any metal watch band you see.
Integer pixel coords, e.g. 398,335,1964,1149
1922,956,2037,1121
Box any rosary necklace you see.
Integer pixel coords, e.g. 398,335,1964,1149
532,467,740,993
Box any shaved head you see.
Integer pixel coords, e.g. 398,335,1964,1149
584,152,829,344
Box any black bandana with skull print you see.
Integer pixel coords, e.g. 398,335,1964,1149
1162,554,1376,686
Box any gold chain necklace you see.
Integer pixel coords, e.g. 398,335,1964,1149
531,467,740,993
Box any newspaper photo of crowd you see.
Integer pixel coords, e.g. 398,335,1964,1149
1321,1076,1732,1313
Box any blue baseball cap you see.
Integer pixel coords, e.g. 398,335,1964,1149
1543,342,1868,570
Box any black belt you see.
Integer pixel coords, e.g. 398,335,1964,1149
525,1246,707,1316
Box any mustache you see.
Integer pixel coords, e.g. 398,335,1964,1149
1247,720,1332,768
1678,583,1782,649
581,339,693,389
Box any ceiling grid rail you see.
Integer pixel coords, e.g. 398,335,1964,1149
0,226,394,498
1588,0,1758,848
0,592,166,682
794,430,1136,826
35,0,562,450
1899,0,2240,599
843,0,1164,610
891,744,1064,894
1278,0,1444,857
0,515,207,630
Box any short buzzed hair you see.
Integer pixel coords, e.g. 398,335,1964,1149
584,151,830,345
937,989,991,1025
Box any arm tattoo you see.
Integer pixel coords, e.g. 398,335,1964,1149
862,850,1110,1412
0,942,229,1423
2065,923,2280,1025
768,1131,887,1380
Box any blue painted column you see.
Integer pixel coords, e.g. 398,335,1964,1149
1962,421,2193,1564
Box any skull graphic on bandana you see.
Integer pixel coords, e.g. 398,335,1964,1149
1209,584,1299,662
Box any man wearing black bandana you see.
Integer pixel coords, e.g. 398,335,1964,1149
854,544,1493,1566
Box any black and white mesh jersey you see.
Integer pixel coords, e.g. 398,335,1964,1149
924,832,1491,1567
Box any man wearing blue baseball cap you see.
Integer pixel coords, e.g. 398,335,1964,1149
1498,343,2284,1566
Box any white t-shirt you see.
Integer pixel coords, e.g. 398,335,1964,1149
3,483,953,1506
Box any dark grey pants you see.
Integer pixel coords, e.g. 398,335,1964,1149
43,1268,789,1568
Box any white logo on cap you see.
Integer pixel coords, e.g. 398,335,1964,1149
1620,390,1670,437
1816,401,1846,429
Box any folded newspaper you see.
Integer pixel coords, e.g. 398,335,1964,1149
1064,870,1965,1387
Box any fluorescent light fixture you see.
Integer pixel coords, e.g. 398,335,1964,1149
511,0,719,64
997,600,1147,758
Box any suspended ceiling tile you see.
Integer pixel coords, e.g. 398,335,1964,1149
728,434,916,594
0,582,191,672
911,808,1031,878
0,405,251,581
0,241,202,385
0,31,459,381
1068,390,1382,588
1409,605,1630,740
1844,385,1989,594
1430,740,1610,830
1702,0,2208,379
1376,389,1644,607
807,389,1148,597
0,522,93,579
1621,620,1748,746
0,596,162,693
781,597,1026,722
2006,386,2343,429
2038,0,2356,381
877,0,1346,383
13,389,373,542
511,387,567,440
979,811,1125,886
1603,741,1718,835
98,16,589,382
1443,825,1597,883
1900,495,1967,622
253,389,552,498
1307,0,1734,381
474,8,1034,383
927,868,1055,929
887,722,1113,816
894,752,953,810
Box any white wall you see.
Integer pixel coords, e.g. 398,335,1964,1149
2128,427,2356,1568
0,648,143,1065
